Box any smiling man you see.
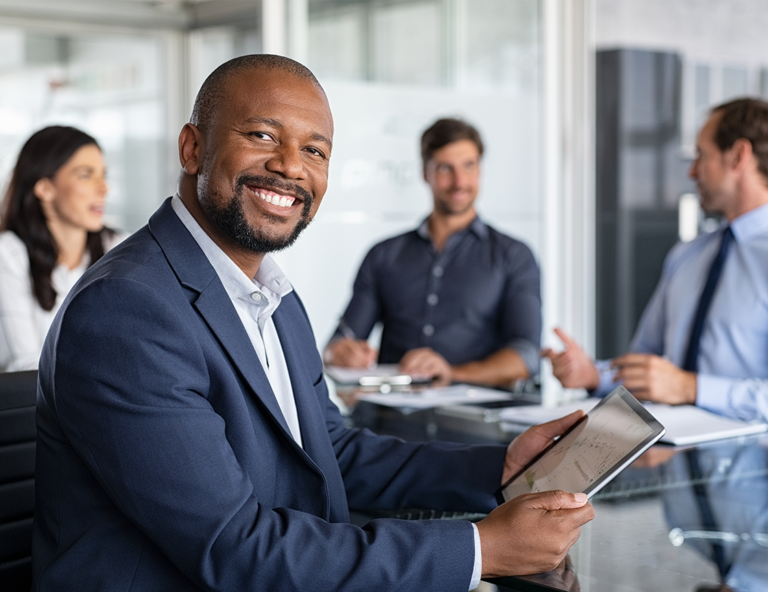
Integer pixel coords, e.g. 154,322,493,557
544,98,768,423
324,118,541,387
32,56,593,591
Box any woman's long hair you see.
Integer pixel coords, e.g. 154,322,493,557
0,125,113,311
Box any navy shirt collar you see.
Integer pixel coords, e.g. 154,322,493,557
416,215,489,244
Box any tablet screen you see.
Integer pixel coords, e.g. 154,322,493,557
497,387,665,503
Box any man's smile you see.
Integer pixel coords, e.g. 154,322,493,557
246,185,298,209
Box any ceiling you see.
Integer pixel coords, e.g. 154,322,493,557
0,0,261,30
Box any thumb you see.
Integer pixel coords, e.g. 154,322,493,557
532,410,585,441
525,490,588,511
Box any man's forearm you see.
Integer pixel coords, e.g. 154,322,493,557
451,348,529,388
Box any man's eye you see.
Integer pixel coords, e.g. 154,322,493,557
305,147,326,159
249,131,271,140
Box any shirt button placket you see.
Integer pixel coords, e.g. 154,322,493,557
423,259,443,345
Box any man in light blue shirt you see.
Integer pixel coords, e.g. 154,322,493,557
544,97,768,422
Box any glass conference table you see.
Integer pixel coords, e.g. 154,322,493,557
339,391,768,592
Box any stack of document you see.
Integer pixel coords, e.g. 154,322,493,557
357,384,513,409
498,399,768,445
325,364,428,386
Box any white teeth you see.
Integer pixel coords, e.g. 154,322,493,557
256,190,293,208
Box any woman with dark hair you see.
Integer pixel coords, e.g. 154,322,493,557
0,125,123,371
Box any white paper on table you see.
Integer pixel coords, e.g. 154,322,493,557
641,403,768,445
357,384,513,409
498,399,599,426
499,398,768,445
324,364,412,385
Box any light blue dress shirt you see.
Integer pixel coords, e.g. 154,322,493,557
596,202,768,422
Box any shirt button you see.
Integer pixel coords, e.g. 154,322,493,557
432,266,444,277
427,294,438,306
423,324,434,336
251,292,263,301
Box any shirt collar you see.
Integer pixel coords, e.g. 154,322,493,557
416,214,488,242
730,202,768,243
170,194,293,301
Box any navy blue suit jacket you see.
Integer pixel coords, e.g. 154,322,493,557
33,199,506,591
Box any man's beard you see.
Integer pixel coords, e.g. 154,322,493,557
200,175,314,254
434,192,476,217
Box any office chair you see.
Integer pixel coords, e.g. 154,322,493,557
0,370,38,592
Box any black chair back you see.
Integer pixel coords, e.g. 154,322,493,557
0,370,38,592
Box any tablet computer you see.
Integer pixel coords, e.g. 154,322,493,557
496,387,665,504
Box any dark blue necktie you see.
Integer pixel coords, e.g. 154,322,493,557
684,449,731,580
682,227,734,373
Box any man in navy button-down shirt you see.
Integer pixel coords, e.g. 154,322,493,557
545,98,768,423
324,118,541,387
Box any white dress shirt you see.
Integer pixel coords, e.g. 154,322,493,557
0,230,123,372
171,195,302,446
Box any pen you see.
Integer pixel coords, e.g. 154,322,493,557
338,317,358,341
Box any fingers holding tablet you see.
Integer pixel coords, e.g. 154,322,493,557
502,410,587,484
498,387,665,502
477,490,594,578
483,388,664,578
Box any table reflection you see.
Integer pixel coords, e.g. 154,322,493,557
488,555,581,591
484,439,768,592
659,442,768,592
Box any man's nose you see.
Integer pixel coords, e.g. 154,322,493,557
265,143,304,179
453,169,472,188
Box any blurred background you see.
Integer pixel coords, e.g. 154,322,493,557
1,0,767,401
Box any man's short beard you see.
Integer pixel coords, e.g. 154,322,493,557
200,175,313,254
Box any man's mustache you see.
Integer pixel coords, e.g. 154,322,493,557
236,174,313,206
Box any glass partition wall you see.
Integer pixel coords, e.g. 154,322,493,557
0,24,172,233
0,0,593,402
272,0,544,354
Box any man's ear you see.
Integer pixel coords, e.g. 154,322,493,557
179,123,203,176
728,137,754,172
33,178,56,204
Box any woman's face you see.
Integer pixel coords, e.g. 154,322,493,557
36,144,108,233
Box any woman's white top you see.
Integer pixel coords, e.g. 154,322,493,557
0,230,123,372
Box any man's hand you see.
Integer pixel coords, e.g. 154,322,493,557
502,410,585,484
611,353,697,405
399,347,452,385
477,490,594,577
323,338,377,368
541,328,600,390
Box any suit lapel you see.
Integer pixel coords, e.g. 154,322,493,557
193,287,293,439
272,302,340,478
147,199,293,439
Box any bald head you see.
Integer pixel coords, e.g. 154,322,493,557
190,54,324,133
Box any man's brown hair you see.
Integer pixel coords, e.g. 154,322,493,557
712,97,768,183
420,118,484,166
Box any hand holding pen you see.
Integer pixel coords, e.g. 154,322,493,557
324,318,378,368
